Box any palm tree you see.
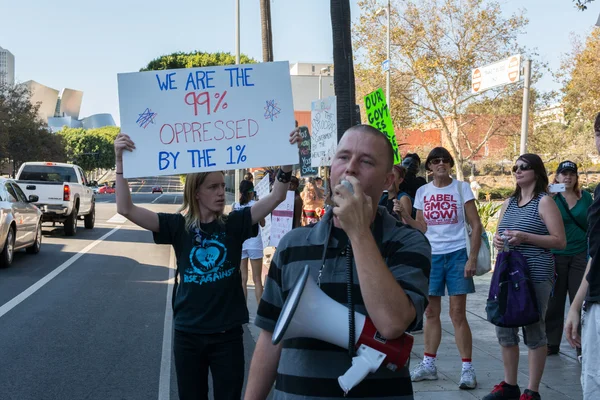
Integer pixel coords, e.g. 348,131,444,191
330,0,357,142
260,0,274,62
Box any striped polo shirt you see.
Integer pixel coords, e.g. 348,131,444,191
255,207,431,400
497,193,555,282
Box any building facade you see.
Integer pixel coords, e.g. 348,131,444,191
23,80,115,132
0,46,15,86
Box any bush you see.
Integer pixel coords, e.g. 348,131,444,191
583,182,598,194
481,186,514,200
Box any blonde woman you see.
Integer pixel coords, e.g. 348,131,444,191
301,180,325,225
114,130,301,400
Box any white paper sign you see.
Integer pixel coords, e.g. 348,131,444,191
471,55,521,94
269,191,295,247
311,96,337,167
117,61,296,178
254,177,272,249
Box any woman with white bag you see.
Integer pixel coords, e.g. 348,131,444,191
410,147,484,391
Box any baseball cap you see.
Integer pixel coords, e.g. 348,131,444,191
557,161,578,174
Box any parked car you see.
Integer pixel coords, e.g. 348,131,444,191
15,162,95,237
152,185,163,194
98,186,115,195
0,178,43,268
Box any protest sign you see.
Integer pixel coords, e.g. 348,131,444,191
254,177,272,249
311,96,337,167
298,126,318,177
117,61,296,178
364,88,401,165
269,191,295,247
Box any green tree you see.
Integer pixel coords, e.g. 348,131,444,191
58,126,120,172
560,29,600,124
0,83,66,175
140,51,257,71
354,0,535,180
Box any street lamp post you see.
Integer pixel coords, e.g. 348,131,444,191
376,1,391,109
318,66,330,99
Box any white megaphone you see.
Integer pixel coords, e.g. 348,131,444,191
272,265,414,395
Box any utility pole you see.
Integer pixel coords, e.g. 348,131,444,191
519,59,532,155
234,0,242,201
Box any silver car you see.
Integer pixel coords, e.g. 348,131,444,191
0,178,43,268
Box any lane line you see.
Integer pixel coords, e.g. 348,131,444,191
151,194,165,204
158,248,175,400
0,226,121,320
107,214,127,224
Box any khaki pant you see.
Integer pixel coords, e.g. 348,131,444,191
582,302,600,399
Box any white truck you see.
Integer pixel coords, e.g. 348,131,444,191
15,162,95,236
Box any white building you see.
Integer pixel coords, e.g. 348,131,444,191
289,62,334,112
23,80,115,132
0,46,15,86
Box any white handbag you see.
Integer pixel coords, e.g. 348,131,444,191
457,181,491,276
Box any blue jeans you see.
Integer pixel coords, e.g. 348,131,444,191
430,248,475,296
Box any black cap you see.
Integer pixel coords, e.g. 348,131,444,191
557,161,578,174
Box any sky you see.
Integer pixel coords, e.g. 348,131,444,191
0,0,598,126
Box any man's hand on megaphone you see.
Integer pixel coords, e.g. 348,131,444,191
332,176,373,238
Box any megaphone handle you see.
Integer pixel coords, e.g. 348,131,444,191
338,345,386,394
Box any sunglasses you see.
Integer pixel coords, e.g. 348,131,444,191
430,158,451,165
512,164,533,173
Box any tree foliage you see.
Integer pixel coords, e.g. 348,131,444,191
354,0,536,179
57,126,120,172
573,0,595,10
0,83,66,174
560,29,600,123
140,51,257,71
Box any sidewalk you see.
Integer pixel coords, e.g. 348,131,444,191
410,274,583,400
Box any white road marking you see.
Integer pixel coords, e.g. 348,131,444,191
158,248,175,400
0,226,121,320
151,194,165,204
107,214,127,223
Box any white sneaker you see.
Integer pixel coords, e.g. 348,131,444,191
410,362,438,382
459,367,477,390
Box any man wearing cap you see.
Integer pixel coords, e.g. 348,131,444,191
565,112,600,399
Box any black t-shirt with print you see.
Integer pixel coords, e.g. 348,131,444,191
153,208,258,333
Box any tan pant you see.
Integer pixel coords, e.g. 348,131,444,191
582,302,600,399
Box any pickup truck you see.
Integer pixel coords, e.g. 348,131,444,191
15,162,95,236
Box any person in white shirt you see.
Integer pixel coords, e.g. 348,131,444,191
469,175,482,201
232,180,266,303
410,147,483,391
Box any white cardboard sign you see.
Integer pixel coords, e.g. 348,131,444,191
311,96,337,167
254,177,272,249
117,61,296,178
269,191,295,247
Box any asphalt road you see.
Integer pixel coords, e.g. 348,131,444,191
0,195,248,400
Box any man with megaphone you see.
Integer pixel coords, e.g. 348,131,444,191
245,125,431,400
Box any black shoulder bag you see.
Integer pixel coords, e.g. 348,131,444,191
557,194,586,232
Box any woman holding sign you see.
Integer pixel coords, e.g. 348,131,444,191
114,129,301,400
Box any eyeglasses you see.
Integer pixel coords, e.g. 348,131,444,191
430,158,451,165
512,164,533,173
